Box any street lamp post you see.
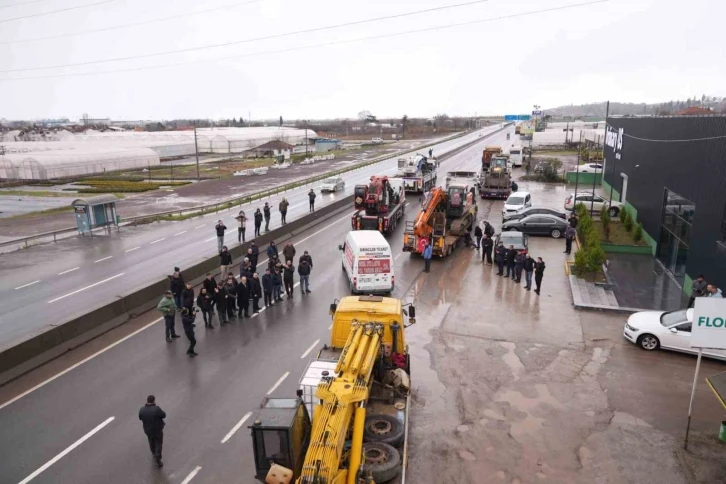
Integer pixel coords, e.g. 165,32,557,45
193,122,200,181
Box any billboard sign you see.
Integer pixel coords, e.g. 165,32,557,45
532,110,542,116
691,298,726,349
605,125,624,160
504,115,531,121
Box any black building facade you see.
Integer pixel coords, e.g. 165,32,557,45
602,115,726,294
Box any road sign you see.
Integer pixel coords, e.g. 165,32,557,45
504,115,531,121
532,110,542,116
692,298,726,349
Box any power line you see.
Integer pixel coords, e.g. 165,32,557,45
604,122,726,143
0,0,118,23
0,0,609,81
0,0,261,45
1,0,493,73
0,0,55,10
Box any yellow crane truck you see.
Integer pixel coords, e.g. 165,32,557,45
249,295,416,483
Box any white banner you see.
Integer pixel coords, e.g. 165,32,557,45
691,298,726,349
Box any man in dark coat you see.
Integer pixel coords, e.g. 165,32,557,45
279,198,289,225
299,250,313,269
523,254,535,290
474,225,483,250
240,259,254,281
262,268,274,307
534,257,546,295
169,271,185,308
308,189,316,212
505,245,517,279
181,282,194,311
202,273,217,297
495,242,507,276
298,258,311,294
263,202,272,232
139,395,166,468
282,242,296,264
250,272,262,313
215,220,227,253
237,276,250,318
181,308,197,357
568,213,579,228
223,274,237,318
271,267,283,302
514,251,526,283
254,208,263,237
216,282,229,325
564,225,576,255
267,241,279,261
196,288,215,328
283,260,295,298
249,244,259,273
482,234,494,265
219,247,233,281
483,221,495,238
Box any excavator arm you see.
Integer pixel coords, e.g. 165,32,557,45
412,187,446,238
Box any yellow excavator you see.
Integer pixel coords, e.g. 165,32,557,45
249,296,416,484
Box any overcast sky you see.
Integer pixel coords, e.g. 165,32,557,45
0,0,723,121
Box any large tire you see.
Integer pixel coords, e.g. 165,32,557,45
360,442,401,483
363,414,405,447
608,207,620,217
638,334,660,351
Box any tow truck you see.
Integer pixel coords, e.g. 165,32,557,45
393,154,437,193
352,176,406,235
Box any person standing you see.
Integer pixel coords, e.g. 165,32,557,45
689,275,707,307
267,241,279,261
483,220,495,239
181,282,194,312
514,251,525,283
219,246,232,279
279,198,289,225
240,258,254,281
157,290,180,343
505,245,517,279
523,253,535,290
474,225,483,250
707,285,724,298
308,189,317,212
495,242,507,275
169,271,185,309
237,276,250,318
181,308,198,357
283,260,295,298
272,267,283,302
282,242,296,264
261,269,273,308
139,395,166,468
216,282,229,325
423,240,433,273
534,257,546,295
197,288,215,328
223,274,237,319
202,273,217,298
254,208,263,237
249,243,259,272
263,202,272,232
564,225,576,255
298,258,311,294
299,250,313,269
428,148,433,158
215,220,227,253
482,234,494,265
235,211,247,243
568,213,579,229
251,272,262,314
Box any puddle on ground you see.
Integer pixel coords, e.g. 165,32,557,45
499,341,526,381
495,384,563,441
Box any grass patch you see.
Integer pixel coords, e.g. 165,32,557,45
592,221,647,246
73,179,191,193
520,174,566,183
122,158,276,180
533,150,577,156
0,190,77,198
5,205,74,220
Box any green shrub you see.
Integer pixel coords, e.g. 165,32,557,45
624,211,634,232
578,217,593,245
575,202,587,218
633,222,643,242
573,248,589,273
619,208,627,223
586,245,607,271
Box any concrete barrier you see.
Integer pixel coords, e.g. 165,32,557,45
0,196,353,386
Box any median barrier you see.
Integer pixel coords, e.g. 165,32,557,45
0,195,353,386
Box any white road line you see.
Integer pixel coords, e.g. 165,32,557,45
125,246,140,253
221,412,252,444
149,237,166,245
17,416,115,484
295,211,357,246
0,317,161,411
301,339,320,359
266,371,290,395
14,280,40,290
47,273,125,304
204,236,216,242
177,230,190,235
181,465,203,484
194,225,205,230
94,256,112,263
395,253,403,260
329,323,333,330
58,267,80,275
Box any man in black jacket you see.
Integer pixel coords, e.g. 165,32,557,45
196,288,215,327
139,395,166,468
254,208,263,237
219,246,232,280
202,273,217,297
308,189,316,212
237,276,250,318
251,272,262,313
169,271,185,308
514,251,526,283
299,250,313,269
262,269,274,307
181,307,197,357
181,282,195,311
534,257,546,295
283,261,295,298
223,274,237,318
216,282,229,325
298,258,311,294
249,243,259,272
495,242,507,275
482,234,494,265
263,202,272,232
483,221,495,238
215,220,227,253
271,267,283,302
474,225,483,250
523,254,535,290
505,245,517,279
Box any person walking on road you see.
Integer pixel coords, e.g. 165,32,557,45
235,211,247,243
564,225,576,255
262,269,274,307
267,241,279,261
169,271,185,309
474,225,483,250
251,272,262,314
495,242,507,275
505,245,517,279
428,148,433,158
279,198,289,225
283,260,295,298
139,395,166,468
219,246,232,280
423,240,433,273
298,257,311,294
181,308,198,357
237,276,250,318
181,282,194,311
523,253,535,290
224,274,237,318
157,290,180,343
263,202,272,232
254,208,263,237
482,234,494,265
514,251,525,283
216,282,229,325
215,220,227,252
308,189,316,212
249,242,259,272
197,288,215,328
689,275,707,307
534,257,546,295
283,242,296,264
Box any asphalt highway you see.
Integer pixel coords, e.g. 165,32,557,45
0,126,504,350
0,125,514,484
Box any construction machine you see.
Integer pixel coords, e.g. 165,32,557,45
481,146,502,171
352,176,406,235
392,154,437,193
402,185,477,257
249,295,416,484
479,154,511,199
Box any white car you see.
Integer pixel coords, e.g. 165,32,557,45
623,308,726,360
320,177,345,193
502,191,531,217
576,163,603,173
371,138,383,145
564,192,622,216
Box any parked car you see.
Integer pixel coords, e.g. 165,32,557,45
576,163,604,173
501,191,531,217
494,230,528,252
502,214,569,238
564,192,622,216
320,177,345,193
371,138,383,145
503,206,567,222
623,309,726,360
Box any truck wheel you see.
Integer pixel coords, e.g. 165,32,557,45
360,442,401,483
364,415,405,447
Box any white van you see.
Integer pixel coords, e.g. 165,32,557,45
510,147,523,167
339,231,394,294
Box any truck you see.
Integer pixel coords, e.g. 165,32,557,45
479,154,511,199
248,295,416,484
352,176,406,235
481,146,502,172
402,184,478,258
393,153,437,193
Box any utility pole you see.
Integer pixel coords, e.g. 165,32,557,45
573,130,581,211
305,120,309,156
603,101,617,209
193,122,200,181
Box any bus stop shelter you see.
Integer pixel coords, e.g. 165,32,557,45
71,194,120,235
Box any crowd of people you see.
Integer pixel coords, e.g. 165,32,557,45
689,274,723,307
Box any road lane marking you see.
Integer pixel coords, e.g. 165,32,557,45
205,236,216,242
221,412,252,444
17,416,115,484
15,280,40,290
395,253,403,260
193,225,205,230
177,230,191,235
149,237,166,245
125,246,140,253
181,466,203,484
301,339,320,359
329,323,333,330
47,273,125,304
0,318,161,411
267,371,290,395
94,256,112,263
58,267,80,275
295,211,357,245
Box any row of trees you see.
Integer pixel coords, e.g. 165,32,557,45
548,95,726,118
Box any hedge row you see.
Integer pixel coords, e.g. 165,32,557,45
573,203,606,274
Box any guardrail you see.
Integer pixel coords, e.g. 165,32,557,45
0,126,501,250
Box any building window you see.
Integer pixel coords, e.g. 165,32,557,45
657,189,695,283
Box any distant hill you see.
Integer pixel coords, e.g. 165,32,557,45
546,96,726,119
